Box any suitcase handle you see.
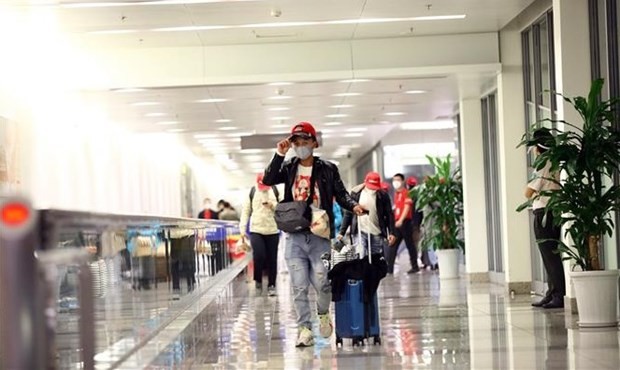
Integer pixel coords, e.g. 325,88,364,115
357,215,373,264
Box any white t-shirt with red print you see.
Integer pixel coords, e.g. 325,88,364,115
293,164,320,208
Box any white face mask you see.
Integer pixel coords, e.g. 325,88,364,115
294,145,313,160
392,180,403,189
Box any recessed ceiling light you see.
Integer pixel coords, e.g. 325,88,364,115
268,82,293,86
330,104,354,108
268,96,293,100
400,120,455,130
271,116,291,120
131,102,160,106
332,93,362,97
268,107,291,111
145,112,167,117
157,121,180,125
167,129,186,133
215,119,232,123
218,126,238,131
405,90,426,94
326,114,348,118
344,133,364,137
324,122,343,126
197,98,228,103
347,127,368,132
385,112,406,116
194,133,219,139
340,79,370,83
115,88,145,93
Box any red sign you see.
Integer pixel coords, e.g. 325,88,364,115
1,203,30,227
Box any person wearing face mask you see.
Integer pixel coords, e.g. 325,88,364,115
197,197,219,220
338,171,396,256
262,121,367,348
386,173,420,274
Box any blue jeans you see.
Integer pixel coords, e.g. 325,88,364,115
354,233,387,258
284,232,331,330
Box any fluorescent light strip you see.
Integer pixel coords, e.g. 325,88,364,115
197,98,228,103
333,93,362,97
63,0,259,8
268,107,290,111
91,15,466,34
330,104,354,108
340,79,369,83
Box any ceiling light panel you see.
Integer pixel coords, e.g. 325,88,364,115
197,98,228,103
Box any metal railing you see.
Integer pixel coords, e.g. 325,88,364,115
0,196,242,370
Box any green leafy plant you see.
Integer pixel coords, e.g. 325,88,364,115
412,154,464,251
517,79,620,271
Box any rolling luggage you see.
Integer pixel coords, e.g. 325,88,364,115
334,217,382,347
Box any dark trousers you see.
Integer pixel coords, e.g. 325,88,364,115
170,236,196,291
533,209,565,299
250,233,280,287
384,218,418,273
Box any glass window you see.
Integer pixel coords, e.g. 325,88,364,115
539,19,551,108
529,30,536,105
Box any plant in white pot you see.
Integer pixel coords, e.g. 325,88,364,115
517,79,620,327
413,154,464,280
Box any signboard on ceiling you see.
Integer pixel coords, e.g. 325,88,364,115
240,132,323,150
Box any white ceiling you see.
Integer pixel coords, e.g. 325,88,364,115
9,0,535,183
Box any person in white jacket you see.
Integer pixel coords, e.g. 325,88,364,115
239,173,281,296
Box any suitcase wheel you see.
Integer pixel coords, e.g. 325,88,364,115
336,335,343,347
373,335,382,345
352,337,364,347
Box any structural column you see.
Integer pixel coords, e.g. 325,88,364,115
459,98,489,278
496,17,532,293
553,0,592,299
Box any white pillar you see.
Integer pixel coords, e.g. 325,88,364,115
459,98,489,277
553,0,590,300
496,21,533,292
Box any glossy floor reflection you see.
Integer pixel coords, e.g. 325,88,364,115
148,254,620,369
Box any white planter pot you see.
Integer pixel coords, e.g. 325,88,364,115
436,249,460,280
569,270,620,328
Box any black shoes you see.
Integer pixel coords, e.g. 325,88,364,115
407,268,421,274
531,295,552,307
542,298,564,309
532,296,564,309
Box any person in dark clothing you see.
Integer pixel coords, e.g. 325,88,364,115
262,121,366,348
386,173,420,274
198,198,219,219
338,171,396,256
525,128,565,309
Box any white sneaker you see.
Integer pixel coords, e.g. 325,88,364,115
295,327,314,347
318,313,333,338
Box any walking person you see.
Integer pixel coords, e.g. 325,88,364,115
385,173,420,274
239,174,281,296
262,121,366,347
525,128,565,309
338,171,396,257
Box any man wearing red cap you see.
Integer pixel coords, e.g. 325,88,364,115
239,174,281,297
387,173,420,274
338,171,396,256
263,121,366,347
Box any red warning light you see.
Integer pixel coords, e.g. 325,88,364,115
1,203,30,227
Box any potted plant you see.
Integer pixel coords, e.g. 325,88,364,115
412,154,464,279
517,79,620,327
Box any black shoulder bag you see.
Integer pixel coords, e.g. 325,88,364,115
274,167,316,233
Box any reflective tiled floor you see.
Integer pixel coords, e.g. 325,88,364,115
146,254,620,369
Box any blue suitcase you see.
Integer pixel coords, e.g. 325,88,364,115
334,220,382,346
334,279,381,346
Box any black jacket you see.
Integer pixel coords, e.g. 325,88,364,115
339,185,395,238
262,153,358,238
328,254,388,303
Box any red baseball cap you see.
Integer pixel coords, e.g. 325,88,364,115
289,122,317,141
406,176,418,187
364,171,382,190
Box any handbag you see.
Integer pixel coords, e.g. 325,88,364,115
310,205,330,239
